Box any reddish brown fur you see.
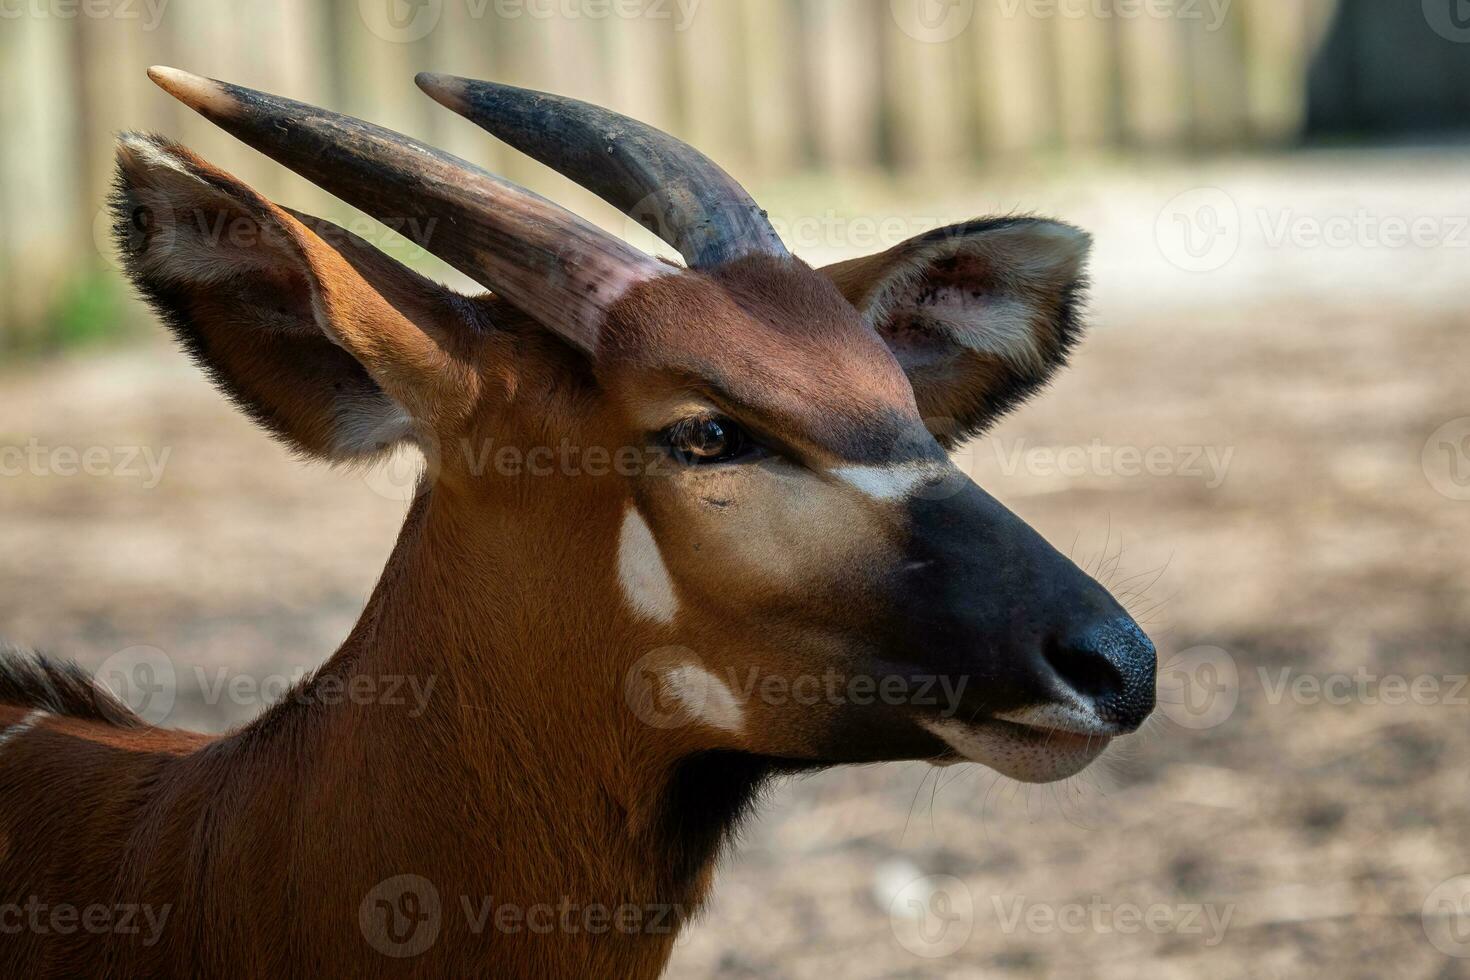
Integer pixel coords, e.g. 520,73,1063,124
0,134,1093,978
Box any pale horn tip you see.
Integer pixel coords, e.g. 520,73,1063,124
147,66,238,118
414,72,476,113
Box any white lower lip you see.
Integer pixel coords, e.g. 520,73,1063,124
919,716,1115,783
993,702,1129,738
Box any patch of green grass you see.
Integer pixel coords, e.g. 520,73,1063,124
46,268,134,349
2,267,142,360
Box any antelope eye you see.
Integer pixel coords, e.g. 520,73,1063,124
665,415,757,465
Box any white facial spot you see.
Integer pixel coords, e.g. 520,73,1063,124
830,462,953,502
0,709,50,754
664,664,745,734
618,506,679,623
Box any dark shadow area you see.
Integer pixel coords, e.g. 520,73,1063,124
1307,0,1470,141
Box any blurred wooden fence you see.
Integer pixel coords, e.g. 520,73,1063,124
0,0,1338,351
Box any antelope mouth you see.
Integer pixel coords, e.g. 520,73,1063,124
918,715,1116,783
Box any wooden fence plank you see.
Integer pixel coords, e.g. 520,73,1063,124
0,0,1368,349
1053,5,1122,150
737,0,805,177
1182,0,1251,148
805,0,882,173
2,17,83,349
972,0,1060,157
1239,0,1316,143
1116,2,1190,149
883,2,966,172
604,3,680,134
673,0,752,174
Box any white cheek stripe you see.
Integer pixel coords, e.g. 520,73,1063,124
617,506,679,624
664,664,745,734
0,709,51,754
830,462,953,502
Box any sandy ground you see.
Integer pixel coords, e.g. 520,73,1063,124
3,149,1469,978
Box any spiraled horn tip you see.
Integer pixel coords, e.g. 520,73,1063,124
147,66,238,118
415,72,472,112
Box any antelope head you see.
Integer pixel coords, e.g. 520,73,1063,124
114,68,1154,801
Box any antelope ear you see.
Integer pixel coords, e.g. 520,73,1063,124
111,133,483,461
820,217,1090,448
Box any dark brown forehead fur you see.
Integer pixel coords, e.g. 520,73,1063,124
603,255,933,464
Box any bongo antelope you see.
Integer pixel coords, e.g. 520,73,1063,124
0,67,1155,978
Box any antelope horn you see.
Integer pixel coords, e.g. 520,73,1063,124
415,74,789,270
146,67,667,353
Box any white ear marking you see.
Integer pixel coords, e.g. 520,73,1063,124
0,709,50,754
917,294,1046,372
332,398,414,456
618,506,679,623
119,133,207,183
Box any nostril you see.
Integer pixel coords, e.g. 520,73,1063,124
1044,634,1127,702
1043,619,1157,728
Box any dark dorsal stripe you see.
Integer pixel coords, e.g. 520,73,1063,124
0,646,143,728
